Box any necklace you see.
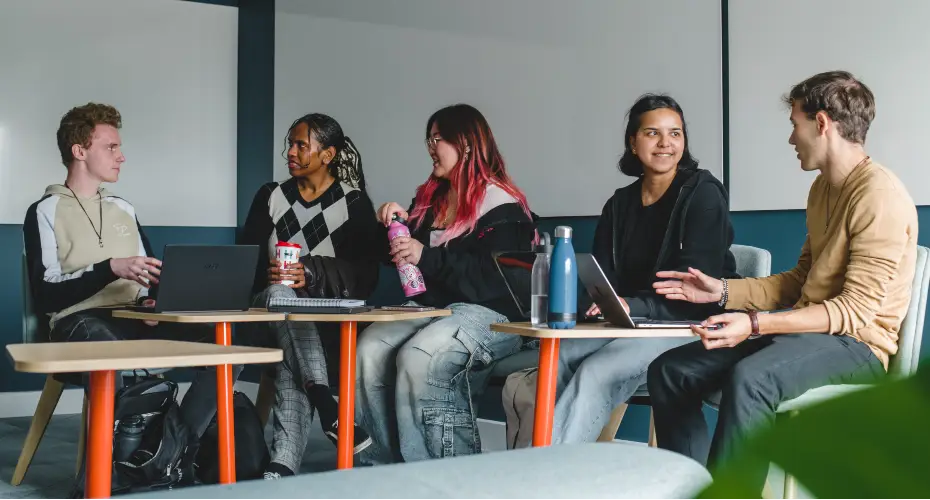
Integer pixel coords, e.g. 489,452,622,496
825,156,870,233
66,186,104,247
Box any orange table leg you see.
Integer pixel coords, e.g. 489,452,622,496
532,338,560,447
215,322,236,484
337,320,358,469
86,370,115,499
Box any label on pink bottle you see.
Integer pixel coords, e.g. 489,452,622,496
388,219,426,297
398,262,426,297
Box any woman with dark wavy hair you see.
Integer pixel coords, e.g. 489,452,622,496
504,94,739,446
355,104,537,464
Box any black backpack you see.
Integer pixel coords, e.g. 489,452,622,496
194,390,270,483
115,377,199,490
72,375,195,497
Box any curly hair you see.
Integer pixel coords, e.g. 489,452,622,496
56,103,122,167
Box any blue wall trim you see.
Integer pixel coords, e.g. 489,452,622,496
183,0,238,6
721,0,730,192
236,0,276,228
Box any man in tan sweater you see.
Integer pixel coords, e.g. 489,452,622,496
648,71,918,491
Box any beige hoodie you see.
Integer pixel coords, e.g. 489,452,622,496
24,185,150,329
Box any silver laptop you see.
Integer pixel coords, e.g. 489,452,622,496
576,253,701,329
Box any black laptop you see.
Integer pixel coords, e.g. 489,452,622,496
129,244,259,313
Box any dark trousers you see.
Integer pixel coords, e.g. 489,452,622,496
647,333,884,492
50,308,243,438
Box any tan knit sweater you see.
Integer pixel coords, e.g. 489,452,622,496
726,160,918,369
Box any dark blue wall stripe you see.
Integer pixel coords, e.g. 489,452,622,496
236,0,276,228
721,0,730,192
183,0,238,7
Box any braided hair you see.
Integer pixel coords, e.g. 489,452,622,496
283,113,367,191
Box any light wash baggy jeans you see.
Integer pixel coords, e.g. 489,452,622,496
355,302,522,464
504,336,697,446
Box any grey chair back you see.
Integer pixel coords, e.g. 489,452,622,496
888,245,929,379
730,244,772,279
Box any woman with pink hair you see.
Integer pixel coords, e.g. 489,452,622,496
355,104,537,464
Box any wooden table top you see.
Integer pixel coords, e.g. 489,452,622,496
287,308,452,322
490,321,696,339
6,340,282,374
112,309,287,323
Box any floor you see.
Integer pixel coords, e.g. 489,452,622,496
0,411,810,499
0,413,341,499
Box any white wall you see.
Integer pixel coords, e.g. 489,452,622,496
274,0,723,217
728,0,930,211
0,0,238,226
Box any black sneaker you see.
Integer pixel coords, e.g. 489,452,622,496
324,420,373,454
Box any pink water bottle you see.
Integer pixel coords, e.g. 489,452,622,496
388,215,426,297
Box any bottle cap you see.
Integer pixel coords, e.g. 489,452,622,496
391,213,407,225
535,232,552,254
555,225,572,239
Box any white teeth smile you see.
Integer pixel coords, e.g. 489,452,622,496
654,153,673,157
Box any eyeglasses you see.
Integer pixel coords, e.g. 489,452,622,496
425,135,443,150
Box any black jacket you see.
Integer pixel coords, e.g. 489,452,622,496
403,202,537,320
592,167,739,320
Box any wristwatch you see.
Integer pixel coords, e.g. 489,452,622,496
747,310,761,339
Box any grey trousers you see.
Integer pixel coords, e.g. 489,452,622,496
648,333,884,494
251,285,332,473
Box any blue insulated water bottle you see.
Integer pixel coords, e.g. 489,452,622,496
547,225,577,329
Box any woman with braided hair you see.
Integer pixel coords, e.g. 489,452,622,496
241,113,382,478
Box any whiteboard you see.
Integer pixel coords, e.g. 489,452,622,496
0,0,238,226
728,0,930,211
274,0,723,217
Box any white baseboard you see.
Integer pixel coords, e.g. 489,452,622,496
0,387,90,419
477,418,508,452
474,418,644,451
0,381,261,420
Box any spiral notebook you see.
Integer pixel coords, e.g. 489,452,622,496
267,297,372,314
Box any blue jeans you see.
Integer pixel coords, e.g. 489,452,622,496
552,337,697,444
355,302,521,464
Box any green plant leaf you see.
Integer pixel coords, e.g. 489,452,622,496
700,367,930,498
